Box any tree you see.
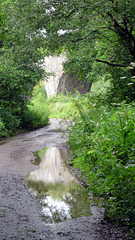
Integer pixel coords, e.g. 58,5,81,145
0,0,46,108
38,0,135,101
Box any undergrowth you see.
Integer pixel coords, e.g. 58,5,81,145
47,81,135,229
0,82,49,138
47,92,81,119
68,98,135,229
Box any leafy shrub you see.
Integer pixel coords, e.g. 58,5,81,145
0,81,49,137
21,103,49,130
68,100,135,228
0,119,8,138
20,81,49,130
31,81,47,103
0,108,21,136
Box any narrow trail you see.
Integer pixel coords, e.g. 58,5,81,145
0,119,131,240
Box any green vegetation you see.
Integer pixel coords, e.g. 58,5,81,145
47,80,110,119
0,0,46,108
47,92,81,119
68,98,135,228
0,82,49,138
26,82,49,130
47,80,135,230
0,0,49,138
0,0,135,232
41,0,135,102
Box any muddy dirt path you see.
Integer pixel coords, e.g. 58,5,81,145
0,119,131,240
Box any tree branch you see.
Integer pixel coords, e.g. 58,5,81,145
96,59,128,67
65,9,76,19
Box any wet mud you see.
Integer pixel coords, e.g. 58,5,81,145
0,119,133,239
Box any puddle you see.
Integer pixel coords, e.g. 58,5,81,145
26,147,92,224
0,141,6,146
30,148,47,165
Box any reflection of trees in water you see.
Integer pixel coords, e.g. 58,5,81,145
41,197,71,224
62,187,92,219
26,180,48,197
26,180,77,199
39,186,92,223
31,148,48,165
26,147,92,223
42,207,70,224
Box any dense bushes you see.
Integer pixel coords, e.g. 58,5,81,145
0,82,49,138
0,108,21,137
0,105,49,139
68,98,135,228
0,118,7,137
22,103,49,130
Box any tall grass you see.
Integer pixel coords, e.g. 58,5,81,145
47,92,82,119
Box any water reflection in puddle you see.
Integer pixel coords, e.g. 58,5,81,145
26,147,92,224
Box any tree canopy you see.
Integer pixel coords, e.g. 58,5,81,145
0,0,135,107
39,0,135,101
0,0,46,108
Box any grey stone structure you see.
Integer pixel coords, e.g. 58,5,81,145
43,54,91,97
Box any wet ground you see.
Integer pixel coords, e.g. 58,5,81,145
0,119,133,240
